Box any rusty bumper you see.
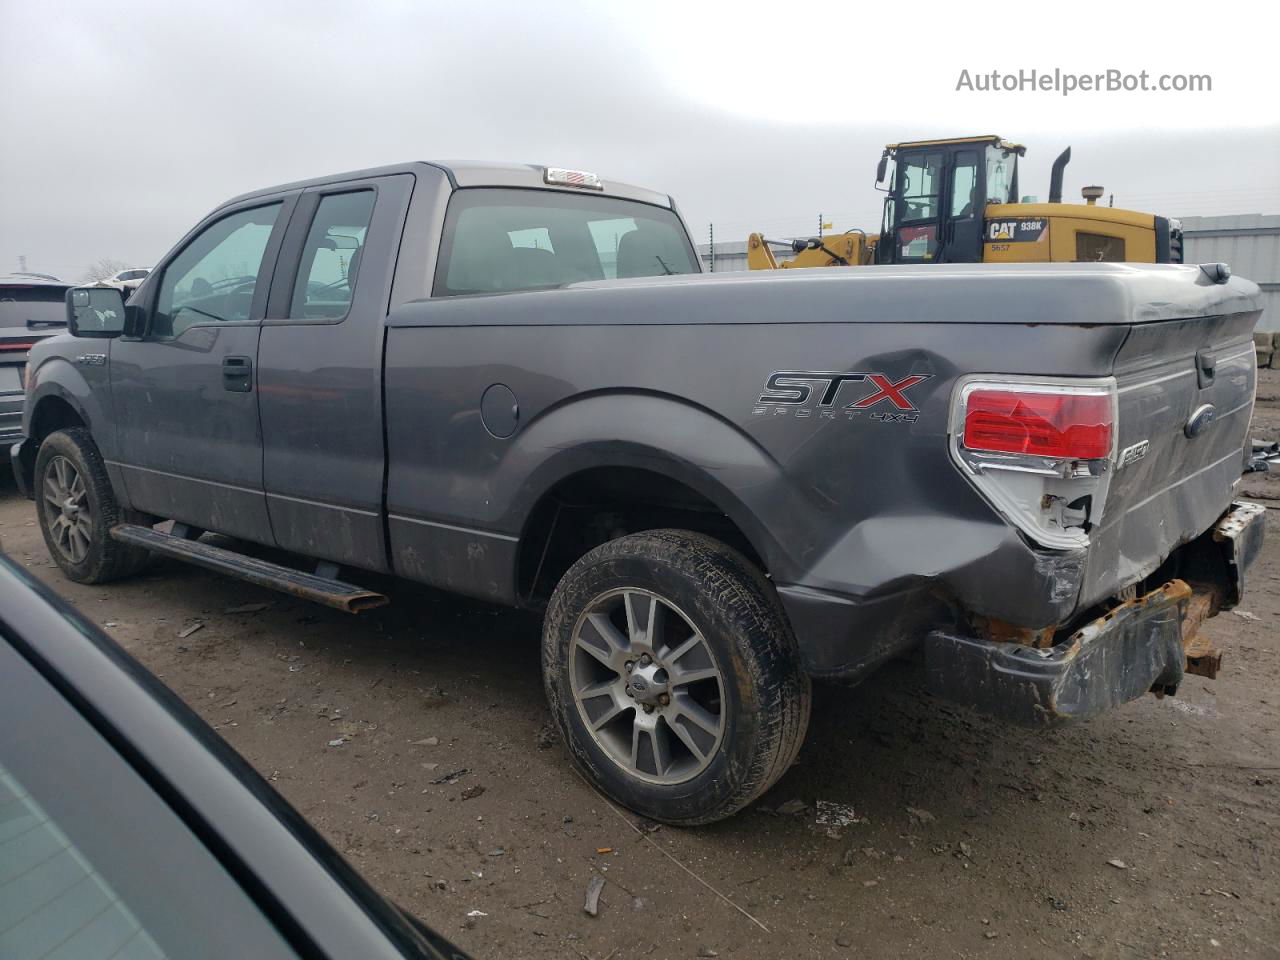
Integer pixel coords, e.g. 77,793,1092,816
924,500,1266,727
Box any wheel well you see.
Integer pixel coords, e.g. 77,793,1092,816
516,466,765,606
30,396,85,445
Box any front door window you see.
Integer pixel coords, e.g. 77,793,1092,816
153,204,282,338
898,151,943,223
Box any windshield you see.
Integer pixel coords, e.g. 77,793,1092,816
895,151,944,223
986,146,1017,205
435,188,698,297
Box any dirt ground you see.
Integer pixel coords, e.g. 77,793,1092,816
3,371,1279,960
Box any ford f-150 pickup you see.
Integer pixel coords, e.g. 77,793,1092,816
10,161,1266,824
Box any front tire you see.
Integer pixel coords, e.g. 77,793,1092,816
34,428,151,583
543,529,810,825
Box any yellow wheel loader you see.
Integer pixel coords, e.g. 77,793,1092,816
747,135,1182,269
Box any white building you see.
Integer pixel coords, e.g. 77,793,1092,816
1181,215,1278,333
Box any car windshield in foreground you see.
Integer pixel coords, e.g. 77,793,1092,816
0,640,300,960
435,187,698,297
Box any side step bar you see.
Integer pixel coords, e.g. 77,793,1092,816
110,524,388,614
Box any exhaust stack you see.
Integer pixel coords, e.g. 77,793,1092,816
1048,147,1072,203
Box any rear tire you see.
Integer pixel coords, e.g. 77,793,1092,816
34,428,151,584
543,529,810,825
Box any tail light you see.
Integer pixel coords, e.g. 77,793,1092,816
950,378,1117,549
963,389,1112,460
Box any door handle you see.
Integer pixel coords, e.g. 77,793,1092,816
1195,350,1216,388
222,355,252,392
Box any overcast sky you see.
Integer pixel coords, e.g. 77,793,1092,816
2,0,1277,279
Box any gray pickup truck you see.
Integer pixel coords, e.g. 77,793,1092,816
11,161,1266,824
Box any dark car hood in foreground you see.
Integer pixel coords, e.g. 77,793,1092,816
0,553,468,960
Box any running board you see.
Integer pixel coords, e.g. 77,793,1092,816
110,524,388,614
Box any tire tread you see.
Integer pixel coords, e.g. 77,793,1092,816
35,428,151,584
543,528,810,825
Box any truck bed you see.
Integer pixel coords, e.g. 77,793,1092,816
381,262,1260,679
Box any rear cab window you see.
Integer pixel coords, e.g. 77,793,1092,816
434,188,698,297
290,190,377,320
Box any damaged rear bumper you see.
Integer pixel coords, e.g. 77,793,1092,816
924,500,1266,727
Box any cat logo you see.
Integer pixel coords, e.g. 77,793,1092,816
986,218,1048,243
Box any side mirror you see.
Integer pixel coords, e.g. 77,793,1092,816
67,286,126,338
876,153,889,184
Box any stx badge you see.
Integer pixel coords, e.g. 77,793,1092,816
754,371,931,422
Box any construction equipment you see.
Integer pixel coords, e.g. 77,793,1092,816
747,135,1183,269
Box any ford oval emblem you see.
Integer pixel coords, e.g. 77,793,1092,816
1185,404,1216,438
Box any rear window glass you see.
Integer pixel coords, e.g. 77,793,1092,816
290,190,376,320
0,286,66,330
435,188,698,297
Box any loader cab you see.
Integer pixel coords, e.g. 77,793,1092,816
876,136,1023,265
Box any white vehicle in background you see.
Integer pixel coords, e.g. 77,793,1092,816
95,267,151,296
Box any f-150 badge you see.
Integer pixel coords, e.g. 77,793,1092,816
1117,440,1150,468
753,371,931,422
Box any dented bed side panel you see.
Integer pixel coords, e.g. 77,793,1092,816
385,303,1126,626
385,266,1261,681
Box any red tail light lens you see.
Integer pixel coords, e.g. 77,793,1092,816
963,389,1112,460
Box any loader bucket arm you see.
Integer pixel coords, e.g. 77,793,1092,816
747,233,780,270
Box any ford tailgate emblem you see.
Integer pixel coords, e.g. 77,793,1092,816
1185,404,1216,438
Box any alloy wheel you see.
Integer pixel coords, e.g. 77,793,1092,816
43,455,93,564
569,588,726,784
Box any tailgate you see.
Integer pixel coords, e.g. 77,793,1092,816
1,281,67,372
1080,307,1258,607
